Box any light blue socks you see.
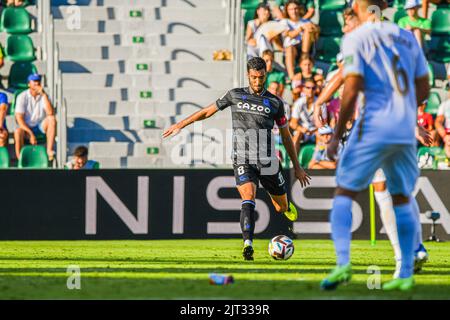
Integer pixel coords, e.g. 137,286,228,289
330,195,353,266
394,202,417,278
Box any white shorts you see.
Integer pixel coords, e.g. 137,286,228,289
336,141,419,196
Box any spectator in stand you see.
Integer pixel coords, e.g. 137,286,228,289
6,0,25,6
291,54,324,101
280,0,320,81
246,3,283,58
289,78,326,154
0,92,8,147
417,100,439,146
272,0,316,21
65,146,99,169
262,50,286,96
14,74,57,161
308,125,337,169
435,90,450,162
398,0,431,48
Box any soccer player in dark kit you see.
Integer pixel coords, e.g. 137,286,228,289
163,57,310,260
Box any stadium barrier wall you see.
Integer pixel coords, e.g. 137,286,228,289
0,170,448,240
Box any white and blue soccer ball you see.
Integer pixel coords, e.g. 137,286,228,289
268,235,294,260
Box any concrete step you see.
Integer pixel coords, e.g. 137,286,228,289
67,115,166,130
63,88,227,103
68,141,163,158
52,7,226,22
62,73,231,89
67,127,163,143
54,33,229,47
59,60,233,75
54,19,226,34
52,0,226,9
65,101,210,117
59,45,224,62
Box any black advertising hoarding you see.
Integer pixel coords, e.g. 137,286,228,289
0,169,448,240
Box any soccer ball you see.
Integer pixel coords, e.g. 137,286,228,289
268,235,294,260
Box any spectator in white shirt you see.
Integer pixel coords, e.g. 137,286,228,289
14,74,57,160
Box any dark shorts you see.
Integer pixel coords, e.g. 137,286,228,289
233,160,287,196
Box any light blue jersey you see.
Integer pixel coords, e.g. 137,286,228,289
336,21,428,195
341,21,429,145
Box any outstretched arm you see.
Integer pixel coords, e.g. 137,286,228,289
279,125,311,187
162,103,219,138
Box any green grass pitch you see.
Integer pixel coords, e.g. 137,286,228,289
0,239,449,299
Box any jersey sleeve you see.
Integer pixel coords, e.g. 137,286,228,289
274,98,288,128
215,90,234,111
0,92,8,105
342,34,365,79
14,92,26,114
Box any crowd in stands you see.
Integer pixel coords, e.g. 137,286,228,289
243,0,450,169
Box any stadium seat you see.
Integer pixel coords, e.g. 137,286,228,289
392,0,406,8
417,146,445,159
431,8,450,36
0,7,32,34
0,147,9,168
318,0,347,11
319,10,344,36
298,144,315,168
316,37,342,63
425,92,441,115
18,145,48,169
427,63,435,87
5,35,36,62
275,144,290,169
10,89,26,114
8,61,37,90
393,8,407,24
241,0,261,10
428,36,450,63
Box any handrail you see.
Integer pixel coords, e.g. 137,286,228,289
230,0,243,88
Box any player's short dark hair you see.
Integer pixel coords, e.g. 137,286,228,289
74,146,88,158
247,57,267,72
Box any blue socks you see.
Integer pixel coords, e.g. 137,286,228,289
240,200,256,242
330,195,353,266
394,202,417,278
409,196,423,250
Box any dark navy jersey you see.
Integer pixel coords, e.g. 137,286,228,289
215,87,287,164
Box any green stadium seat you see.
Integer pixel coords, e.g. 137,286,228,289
5,35,36,62
318,0,347,11
417,146,445,159
0,7,32,34
241,0,261,9
8,61,37,90
431,8,450,36
0,147,9,169
10,89,26,115
427,63,435,87
275,144,290,169
18,145,48,169
425,92,441,115
429,35,450,63
298,144,315,168
316,37,342,63
319,10,344,36
393,8,407,24
392,0,406,8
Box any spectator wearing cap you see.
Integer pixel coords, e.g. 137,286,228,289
398,0,431,48
0,92,8,147
308,125,336,169
65,146,99,170
14,74,57,160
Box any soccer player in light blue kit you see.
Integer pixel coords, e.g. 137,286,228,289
320,0,430,291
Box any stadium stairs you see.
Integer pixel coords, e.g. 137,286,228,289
52,0,233,168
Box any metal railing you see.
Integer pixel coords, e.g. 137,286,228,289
38,0,67,168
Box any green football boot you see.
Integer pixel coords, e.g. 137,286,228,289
320,263,352,290
382,276,415,291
